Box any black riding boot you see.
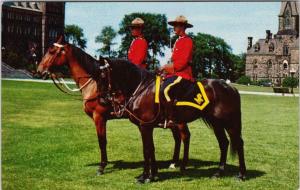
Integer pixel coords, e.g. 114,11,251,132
164,101,176,128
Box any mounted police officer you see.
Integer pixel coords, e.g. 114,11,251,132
160,15,194,127
128,17,148,69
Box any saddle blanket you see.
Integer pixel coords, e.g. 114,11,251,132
155,76,210,111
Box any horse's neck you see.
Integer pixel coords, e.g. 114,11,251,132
112,64,146,97
68,59,91,87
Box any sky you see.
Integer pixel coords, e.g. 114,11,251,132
65,2,281,63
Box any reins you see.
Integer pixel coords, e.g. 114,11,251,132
99,61,162,125
48,43,94,97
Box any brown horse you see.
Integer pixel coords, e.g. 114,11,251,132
37,36,191,176
96,53,246,182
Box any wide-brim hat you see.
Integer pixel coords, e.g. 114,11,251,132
168,15,193,28
129,17,145,28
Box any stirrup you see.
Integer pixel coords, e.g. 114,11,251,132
157,120,168,129
164,119,167,129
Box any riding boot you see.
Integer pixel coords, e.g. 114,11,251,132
164,101,176,128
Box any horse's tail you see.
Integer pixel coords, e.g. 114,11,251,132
228,88,242,158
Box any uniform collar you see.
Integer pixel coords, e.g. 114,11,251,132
179,34,188,39
134,35,144,40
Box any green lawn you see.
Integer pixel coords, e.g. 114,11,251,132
2,80,299,190
231,83,299,94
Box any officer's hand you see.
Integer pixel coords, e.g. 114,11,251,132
155,68,164,75
162,63,174,74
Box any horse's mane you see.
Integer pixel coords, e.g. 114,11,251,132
70,45,101,79
107,58,155,96
68,44,155,96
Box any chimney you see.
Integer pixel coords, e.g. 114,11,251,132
266,30,272,42
247,37,253,50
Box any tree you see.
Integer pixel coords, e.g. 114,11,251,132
191,32,233,80
95,26,117,57
229,53,246,81
282,77,298,89
64,24,87,49
118,13,170,70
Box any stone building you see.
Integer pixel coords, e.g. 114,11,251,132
245,1,299,85
1,2,65,59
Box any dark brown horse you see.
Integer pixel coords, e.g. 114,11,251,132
96,54,246,182
37,36,191,176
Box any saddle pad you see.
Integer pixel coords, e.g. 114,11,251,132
155,76,210,111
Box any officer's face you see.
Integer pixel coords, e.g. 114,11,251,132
130,27,142,37
173,24,186,35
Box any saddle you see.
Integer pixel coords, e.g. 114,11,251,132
155,76,210,111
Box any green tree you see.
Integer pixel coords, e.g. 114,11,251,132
95,26,117,57
118,13,170,70
282,77,298,90
64,24,87,49
191,32,235,80
231,53,246,81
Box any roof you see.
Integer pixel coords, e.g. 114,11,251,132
247,36,299,55
279,1,299,16
277,29,298,35
3,2,42,12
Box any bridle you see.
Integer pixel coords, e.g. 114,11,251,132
98,60,161,124
46,43,93,96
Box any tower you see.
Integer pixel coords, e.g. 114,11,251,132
278,1,299,36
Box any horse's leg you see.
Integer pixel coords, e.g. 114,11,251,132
178,123,190,172
136,126,157,183
226,116,246,181
169,126,181,169
211,124,229,178
93,112,108,175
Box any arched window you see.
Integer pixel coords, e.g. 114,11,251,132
253,60,258,69
269,43,274,52
267,60,272,68
283,60,288,70
254,43,260,52
284,8,292,29
283,45,289,55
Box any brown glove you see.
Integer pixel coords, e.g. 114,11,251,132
161,63,175,74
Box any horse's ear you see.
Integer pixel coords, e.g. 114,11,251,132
99,55,105,62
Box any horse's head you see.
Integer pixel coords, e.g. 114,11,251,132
37,35,69,79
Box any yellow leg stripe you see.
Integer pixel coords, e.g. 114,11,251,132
155,76,161,103
176,101,204,110
164,76,182,102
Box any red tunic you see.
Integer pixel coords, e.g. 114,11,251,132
171,35,194,81
128,37,148,69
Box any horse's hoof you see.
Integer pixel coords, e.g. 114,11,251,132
180,166,186,173
169,163,176,169
136,173,157,184
236,173,246,181
96,167,105,176
211,170,224,179
136,173,147,184
96,170,104,176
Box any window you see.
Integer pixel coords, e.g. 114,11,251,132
283,45,289,55
267,60,272,68
269,43,274,52
284,9,291,29
254,43,260,52
283,60,288,70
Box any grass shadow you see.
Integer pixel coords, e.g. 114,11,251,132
86,159,265,181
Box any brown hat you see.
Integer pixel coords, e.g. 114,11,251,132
129,17,144,28
168,15,193,28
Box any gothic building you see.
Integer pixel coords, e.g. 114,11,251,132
245,1,299,85
1,2,65,59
